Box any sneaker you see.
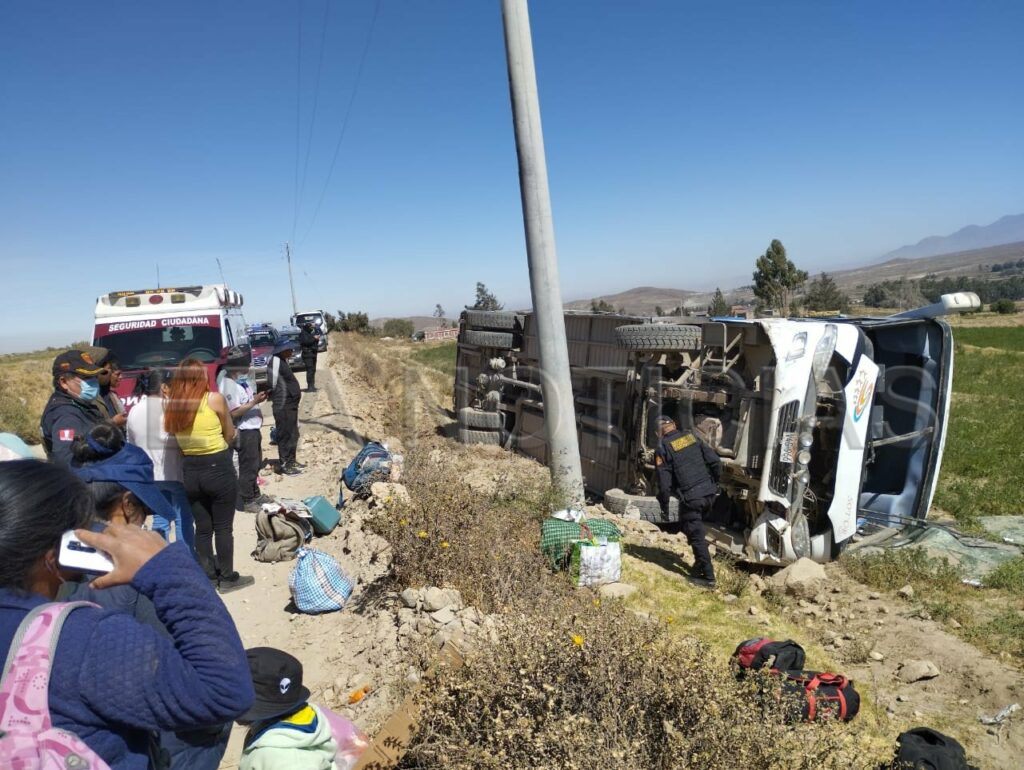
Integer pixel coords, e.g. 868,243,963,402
289,461,308,469
281,464,303,476
217,573,255,594
242,501,262,513
253,494,276,505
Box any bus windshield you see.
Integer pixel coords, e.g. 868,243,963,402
93,324,223,369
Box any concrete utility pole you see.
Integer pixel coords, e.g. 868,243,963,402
285,242,298,317
500,0,585,508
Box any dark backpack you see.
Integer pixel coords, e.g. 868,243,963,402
732,638,806,676
891,728,974,770
341,442,391,497
253,509,313,563
776,670,860,723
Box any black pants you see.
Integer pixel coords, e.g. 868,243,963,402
236,428,262,506
302,353,317,388
183,449,238,579
679,494,716,581
274,404,300,465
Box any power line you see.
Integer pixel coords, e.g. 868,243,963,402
298,0,381,245
295,0,332,230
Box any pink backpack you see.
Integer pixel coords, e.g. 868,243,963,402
0,602,111,770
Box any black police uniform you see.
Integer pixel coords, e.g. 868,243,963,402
655,427,721,582
298,327,319,390
40,390,105,467
271,354,303,467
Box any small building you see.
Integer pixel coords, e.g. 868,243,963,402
424,326,460,341
729,305,755,319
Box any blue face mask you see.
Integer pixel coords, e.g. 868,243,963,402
78,378,100,402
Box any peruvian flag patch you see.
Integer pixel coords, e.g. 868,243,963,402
58,429,75,442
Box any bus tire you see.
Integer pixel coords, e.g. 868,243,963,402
614,324,702,351
458,407,503,430
462,330,514,349
464,310,518,330
458,428,502,446
603,488,679,521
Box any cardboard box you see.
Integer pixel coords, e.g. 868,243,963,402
352,638,466,770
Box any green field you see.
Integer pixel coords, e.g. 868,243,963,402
409,340,457,378
933,327,1024,527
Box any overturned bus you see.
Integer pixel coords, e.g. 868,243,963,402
453,294,979,565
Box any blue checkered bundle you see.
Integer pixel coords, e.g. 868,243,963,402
288,548,353,614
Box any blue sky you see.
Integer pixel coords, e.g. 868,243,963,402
1,0,1022,352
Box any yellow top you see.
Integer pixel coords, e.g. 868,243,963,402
176,394,228,456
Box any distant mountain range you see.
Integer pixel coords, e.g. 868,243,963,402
879,214,1024,262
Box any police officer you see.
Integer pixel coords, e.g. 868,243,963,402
654,414,721,588
298,322,319,392
269,341,303,475
40,348,109,466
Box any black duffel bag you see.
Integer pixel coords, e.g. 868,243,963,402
890,728,976,770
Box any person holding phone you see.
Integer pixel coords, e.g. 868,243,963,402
0,459,254,770
67,424,234,770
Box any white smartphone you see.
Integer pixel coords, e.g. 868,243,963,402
58,529,114,575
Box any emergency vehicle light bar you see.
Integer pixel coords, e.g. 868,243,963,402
108,286,204,301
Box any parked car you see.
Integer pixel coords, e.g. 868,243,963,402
453,294,981,565
290,310,328,352
245,323,279,389
276,325,305,371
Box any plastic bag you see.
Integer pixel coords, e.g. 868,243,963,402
319,706,370,769
570,538,622,587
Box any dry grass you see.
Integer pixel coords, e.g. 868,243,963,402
401,597,869,770
0,349,58,443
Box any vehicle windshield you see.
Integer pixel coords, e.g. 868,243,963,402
249,332,276,347
294,313,321,326
93,324,223,369
279,330,299,342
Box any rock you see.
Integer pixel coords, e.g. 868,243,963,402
748,606,759,616
398,622,414,637
397,608,417,626
897,584,915,600
749,574,767,594
948,618,962,629
869,651,885,661
623,503,642,520
430,606,458,626
400,588,421,609
878,606,890,614
869,591,881,600
760,617,772,626
767,558,828,599
830,586,842,594
415,618,433,635
461,619,479,635
723,594,738,604
897,659,940,683
460,607,483,625
797,599,811,609
422,587,452,612
598,582,638,600
369,482,411,507
896,694,909,702
813,592,827,605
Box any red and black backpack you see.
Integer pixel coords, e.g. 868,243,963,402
731,637,806,677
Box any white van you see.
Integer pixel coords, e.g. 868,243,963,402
92,284,251,411
290,310,328,352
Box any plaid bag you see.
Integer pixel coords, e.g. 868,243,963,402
289,548,353,614
540,517,621,570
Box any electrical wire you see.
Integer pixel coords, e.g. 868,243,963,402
295,0,332,232
298,0,381,245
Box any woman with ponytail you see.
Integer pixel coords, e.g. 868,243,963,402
165,359,252,593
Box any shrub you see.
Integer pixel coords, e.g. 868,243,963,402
984,557,1024,595
400,600,864,769
840,548,963,594
991,298,1018,314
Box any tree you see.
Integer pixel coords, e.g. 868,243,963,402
323,311,338,332
472,282,503,311
862,285,888,308
752,239,807,316
803,273,850,313
337,311,370,334
591,299,615,312
433,303,446,326
707,288,729,316
654,305,664,316
382,318,415,338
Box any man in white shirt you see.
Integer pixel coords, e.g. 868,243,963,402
219,358,270,512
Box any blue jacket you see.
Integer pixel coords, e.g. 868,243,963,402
0,544,254,770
